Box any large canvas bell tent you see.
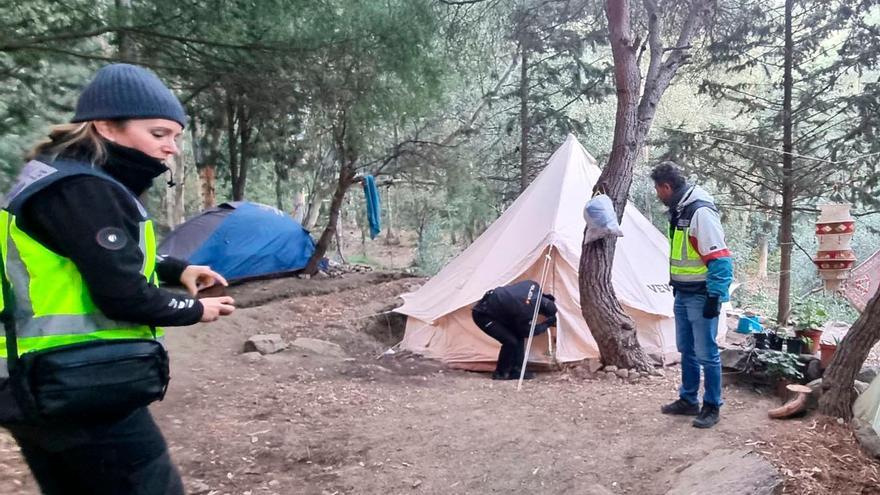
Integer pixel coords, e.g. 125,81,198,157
394,135,680,369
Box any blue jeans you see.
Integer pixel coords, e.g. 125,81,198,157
674,292,722,407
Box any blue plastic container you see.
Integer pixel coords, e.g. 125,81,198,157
736,315,763,334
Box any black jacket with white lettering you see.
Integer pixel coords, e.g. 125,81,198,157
475,280,557,337
14,143,203,326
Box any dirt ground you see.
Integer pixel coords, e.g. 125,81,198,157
1,272,879,494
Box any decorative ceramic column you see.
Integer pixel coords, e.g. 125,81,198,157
814,204,856,292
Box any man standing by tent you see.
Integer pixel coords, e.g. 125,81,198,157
652,162,733,429
471,280,557,380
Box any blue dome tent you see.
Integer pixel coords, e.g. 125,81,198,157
159,202,316,281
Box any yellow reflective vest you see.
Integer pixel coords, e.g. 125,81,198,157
0,158,163,379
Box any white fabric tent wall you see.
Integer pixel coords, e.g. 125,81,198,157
854,375,880,434
396,134,713,369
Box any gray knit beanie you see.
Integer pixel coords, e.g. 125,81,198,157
72,64,187,128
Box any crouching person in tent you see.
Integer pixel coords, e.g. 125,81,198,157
0,64,236,495
472,280,557,380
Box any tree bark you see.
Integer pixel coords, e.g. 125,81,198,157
292,189,306,223
303,117,358,275
233,102,250,201
303,164,356,274
198,165,216,209
275,166,285,211
226,94,240,201
580,0,711,371
519,46,531,192
385,186,398,244
335,208,347,264
114,0,134,60
164,154,186,227
304,189,324,230
819,288,880,419
579,0,651,371
756,229,769,279
190,116,222,210
776,0,794,325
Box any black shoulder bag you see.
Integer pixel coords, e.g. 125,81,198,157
0,257,171,424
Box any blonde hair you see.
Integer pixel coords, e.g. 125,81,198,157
26,121,125,164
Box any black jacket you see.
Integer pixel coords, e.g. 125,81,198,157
14,143,203,326
474,280,557,337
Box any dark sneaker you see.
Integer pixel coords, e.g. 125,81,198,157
491,371,509,380
660,399,700,416
692,404,720,429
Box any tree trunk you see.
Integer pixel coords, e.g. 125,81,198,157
580,0,710,371
304,190,323,230
756,230,769,279
519,46,531,192
578,0,653,371
776,0,794,325
335,209,347,264
198,165,216,209
819,288,880,419
226,94,240,201
303,164,356,275
385,186,398,244
292,189,306,223
164,154,186,227
115,0,134,60
275,170,285,211
233,103,250,201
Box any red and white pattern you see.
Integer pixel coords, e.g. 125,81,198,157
844,249,880,312
815,221,855,235
815,204,856,292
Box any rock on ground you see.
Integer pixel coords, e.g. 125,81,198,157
244,334,288,355
853,419,880,460
665,449,781,495
291,337,348,358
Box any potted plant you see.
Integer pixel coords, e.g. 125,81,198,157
767,327,785,351
792,298,828,355
753,350,805,397
752,332,768,350
819,336,841,369
785,335,804,355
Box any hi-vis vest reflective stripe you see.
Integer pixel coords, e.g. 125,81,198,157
0,159,164,379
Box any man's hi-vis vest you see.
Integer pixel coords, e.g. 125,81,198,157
0,158,163,379
668,199,717,286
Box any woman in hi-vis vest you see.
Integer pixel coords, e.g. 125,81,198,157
0,64,235,495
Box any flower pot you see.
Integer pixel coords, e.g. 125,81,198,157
768,334,784,351
785,338,803,355
753,333,768,350
800,328,822,355
819,342,837,369
785,338,802,354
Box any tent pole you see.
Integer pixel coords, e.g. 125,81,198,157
549,253,557,366
517,245,554,391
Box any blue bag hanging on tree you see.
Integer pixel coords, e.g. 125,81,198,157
583,193,623,244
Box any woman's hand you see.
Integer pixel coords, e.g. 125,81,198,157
180,265,227,296
199,296,236,322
